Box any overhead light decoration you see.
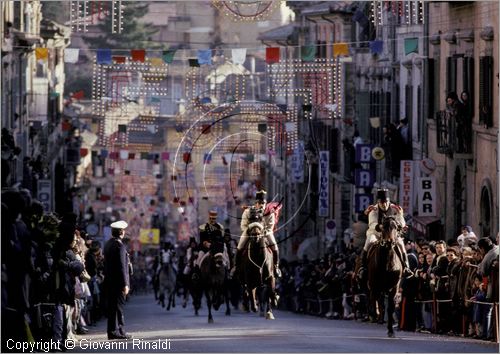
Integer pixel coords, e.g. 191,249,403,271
212,0,279,22
70,0,89,32
111,0,124,34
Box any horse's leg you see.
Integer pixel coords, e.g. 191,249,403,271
377,294,386,324
250,288,257,313
266,278,275,320
206,289,214,323
387,289,396,337
224,282,231,316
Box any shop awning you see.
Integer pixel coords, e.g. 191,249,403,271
411,216,441,235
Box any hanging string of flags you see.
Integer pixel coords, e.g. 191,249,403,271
52,37,420,66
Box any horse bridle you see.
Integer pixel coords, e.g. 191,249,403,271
247,229,266,270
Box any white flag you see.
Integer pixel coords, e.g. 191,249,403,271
64,48,80,63
231,48,247,65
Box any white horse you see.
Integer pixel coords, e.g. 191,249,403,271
158,250,177,311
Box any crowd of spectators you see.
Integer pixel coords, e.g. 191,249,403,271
275,231,499,342
1,187,116,351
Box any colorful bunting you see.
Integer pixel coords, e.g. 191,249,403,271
131,49,146,62
35,48,48,61
101,149,109,158
150,57,164,67
162,49,176,64
231,48,247,65
369,40,383,55
197,50,212,65
161,152,170,161
333,43,349,57
301,45,316,62
404,38,419,55
203,153,212,164
71,90,85,100
266,47,280,64
120,150,129,160
113,56,126,64
96,49,112,64
64,48,79,63
189,58,200,67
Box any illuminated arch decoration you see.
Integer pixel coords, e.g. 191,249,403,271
267,58,341,122
184,61,249,120
212,0,280,22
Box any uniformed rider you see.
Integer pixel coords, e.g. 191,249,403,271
234,190,281,278
359,189,413,277
192,210,229,279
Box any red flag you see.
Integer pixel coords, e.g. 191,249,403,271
61,121,72,131
80,148,88,157
183,152,191,163
266,47,280,64
131,49,145,62
113,56,126,63
71,90,85,100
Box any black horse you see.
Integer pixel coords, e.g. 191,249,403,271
367,216,403,337
193,252,231,323
240,223,276,320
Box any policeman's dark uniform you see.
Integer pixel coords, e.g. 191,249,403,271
199,221,225,255
104,221,132,339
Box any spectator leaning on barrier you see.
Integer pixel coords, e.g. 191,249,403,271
476,237,499,340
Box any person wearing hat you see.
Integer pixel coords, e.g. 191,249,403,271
192,210,228,279
235,190,281,278
359,189,412,277
103,220,132,340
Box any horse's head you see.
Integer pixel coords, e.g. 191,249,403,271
212,253,225,269
247,222,265,246
380,216,401,242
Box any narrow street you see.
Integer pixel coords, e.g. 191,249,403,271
70,294,498,353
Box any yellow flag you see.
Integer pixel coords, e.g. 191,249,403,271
150,57,164,67
333,43,349,57
35,48,48,61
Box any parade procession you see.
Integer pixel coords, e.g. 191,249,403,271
1,1,500,353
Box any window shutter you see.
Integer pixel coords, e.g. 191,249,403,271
330,127,339,173
479,56,493,127
417,85,422,141
462,57,474,105
446,56,457,94
405,85,412,121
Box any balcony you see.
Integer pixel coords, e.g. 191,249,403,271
435,110,473,159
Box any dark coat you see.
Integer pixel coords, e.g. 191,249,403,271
104,237,130,291
199,222,224,254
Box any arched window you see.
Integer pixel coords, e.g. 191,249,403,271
480,186,492,238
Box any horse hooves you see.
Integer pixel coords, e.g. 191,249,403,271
208,318,214,324
259,311,265,317
387,332,395,338
265,312,275,320
225,310,231,316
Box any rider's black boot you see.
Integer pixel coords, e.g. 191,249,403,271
395,244,413,277
358,250,368,279
272,249,282,278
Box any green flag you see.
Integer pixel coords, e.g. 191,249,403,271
404,38,418,55
301,45,316,62
162,49,176,64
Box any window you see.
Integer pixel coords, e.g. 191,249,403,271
462,57,474,107
479,56,493,127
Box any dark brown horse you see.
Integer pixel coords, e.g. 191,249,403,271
367,216,403,337
194,252,231,323
240,223,276,320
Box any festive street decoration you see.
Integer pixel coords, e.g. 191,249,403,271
70,0,89,32
212,0,279,22
111,0,124,34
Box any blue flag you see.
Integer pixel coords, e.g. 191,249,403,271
96,49,112,65
197,50,212,65
369,40,383,55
